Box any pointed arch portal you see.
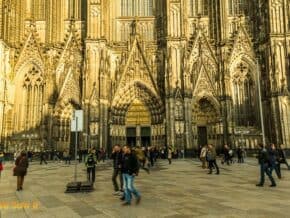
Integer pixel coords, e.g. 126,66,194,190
111,81,164,147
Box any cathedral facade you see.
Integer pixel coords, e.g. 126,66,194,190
0,0,289,153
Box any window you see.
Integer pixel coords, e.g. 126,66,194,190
121,0,153,17
23,67,44,129
228,0,246,16
189,0,209,17
232,64,256,126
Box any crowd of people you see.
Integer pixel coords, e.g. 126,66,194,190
0,142,288,201
256,143,289,187
83,145,177,206
198,143,289,187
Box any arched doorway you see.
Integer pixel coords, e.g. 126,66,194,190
192,96,221,148
125,99,151,147
111,81,164,147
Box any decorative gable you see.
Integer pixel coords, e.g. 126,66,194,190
113,36,159,102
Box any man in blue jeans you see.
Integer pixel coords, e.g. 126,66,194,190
256,144,276,187
121,145,141,206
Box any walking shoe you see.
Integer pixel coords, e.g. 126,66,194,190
120,196,125,201
216,172,220,175
122,202,131,206
269,184,276,187
136,196,141,205
256,184,263,187
113,191,120,196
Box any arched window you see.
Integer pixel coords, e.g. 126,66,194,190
232,63,256,126
228,0,247,16
189,0,209,17
23,67,44,129
121,0,153,17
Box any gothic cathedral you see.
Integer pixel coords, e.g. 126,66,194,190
0,0,289,153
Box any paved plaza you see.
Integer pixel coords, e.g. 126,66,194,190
0,158,290,218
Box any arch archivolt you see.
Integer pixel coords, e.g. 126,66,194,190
192,93,220,122
112,81,164,125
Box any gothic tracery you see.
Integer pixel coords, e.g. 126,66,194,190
0,0,289,152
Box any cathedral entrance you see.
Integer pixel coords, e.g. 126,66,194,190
197,126,208,147
192,97,221,148
125,99,151,147
126,127,137,146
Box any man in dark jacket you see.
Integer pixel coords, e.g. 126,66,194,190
277,144,290,170
256,144,276,187
121,145,141,206
40,150,47,165
111,145,123,194
268,144,281,179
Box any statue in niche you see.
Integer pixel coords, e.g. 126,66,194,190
175,100,183,120
131,19,137,35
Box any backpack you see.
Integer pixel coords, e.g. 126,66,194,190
87,155,95,166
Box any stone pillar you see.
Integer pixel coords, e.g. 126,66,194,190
184,96,193,155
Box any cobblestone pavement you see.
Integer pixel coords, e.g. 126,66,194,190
0,158,290,218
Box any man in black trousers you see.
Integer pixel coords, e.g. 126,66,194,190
85,148,97,183
256,144,276,187
111,144,124,195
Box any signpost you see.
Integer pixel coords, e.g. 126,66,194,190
66,109,92,193
71,110,83,182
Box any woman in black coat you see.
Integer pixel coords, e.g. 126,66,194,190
14,151,29,191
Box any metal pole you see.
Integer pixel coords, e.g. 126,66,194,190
256,59,266,146
74,117,78,182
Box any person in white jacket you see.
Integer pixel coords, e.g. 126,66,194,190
200,145,208,169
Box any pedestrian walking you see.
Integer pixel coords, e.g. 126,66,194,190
168,147,172,165
0,152,3,178
200,145,207,169
256,144,276,187
63,149,71,164
85,149,97,183
268,144,281,179
277,144,290,170
13,151,29,191
134,146,150,174
207,144,220,175
121,145,141,206
111,145,124,195
237,146,244,163
40,150,48,165
222,144,230,165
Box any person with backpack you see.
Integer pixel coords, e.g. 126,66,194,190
133,146,149,174
121,145,141,206
85,148,97,183
256,144,276,187
207,144,220,175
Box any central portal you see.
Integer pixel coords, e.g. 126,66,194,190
125,99,151,147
